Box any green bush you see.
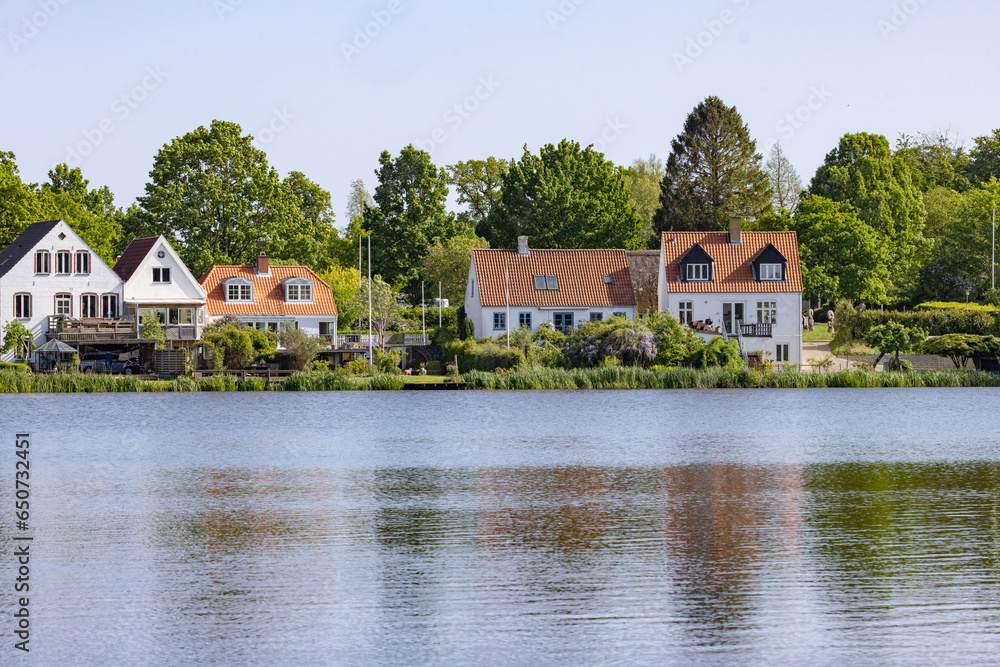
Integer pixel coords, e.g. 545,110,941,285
860,308,996,337
915,301,997,312
0,362,30,373
687,336,742,369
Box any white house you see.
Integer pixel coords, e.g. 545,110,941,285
658,219,803,366
465,237,638,336
113,236,208,351
198,253,338,344
0,220,124,363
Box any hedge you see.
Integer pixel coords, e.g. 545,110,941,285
859,308,998,337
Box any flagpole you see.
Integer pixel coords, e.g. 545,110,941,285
992,200,995,290
421,281,426,341
367,233,373,373
438,282,442,328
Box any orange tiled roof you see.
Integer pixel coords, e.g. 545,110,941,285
472,249,635,307
199,264,337,316
661,230,802,293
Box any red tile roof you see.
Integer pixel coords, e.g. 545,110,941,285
472,249,635,307
113,237,158,280
661,231,803,293
199,264,337,316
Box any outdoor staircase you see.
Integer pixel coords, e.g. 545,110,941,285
722,320,749,365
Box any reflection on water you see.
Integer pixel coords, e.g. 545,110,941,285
2,391,1000,664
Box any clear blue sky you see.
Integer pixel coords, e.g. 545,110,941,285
2,0,997,227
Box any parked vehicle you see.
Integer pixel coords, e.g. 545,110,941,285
78,357,143,375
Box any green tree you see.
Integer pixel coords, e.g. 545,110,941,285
863,321,925,368
446,157,507,232
278,323,325,371
1,321,33,360
645,310,702,366
655,96,772,232
765,142,803,211
925,180,1000,299
761,196,891,304
203,318,276,370
38,164,122,264
318,265,362,329
920,333,1000,368
0,152,43,247
895,131,970,192
126,120,304,276
419,230,488,306
622,154,665,247
807,132,930,295
362,145,460,293
279,170,338,271
968,129,1000,186
140,311,167,350
485,139,644,250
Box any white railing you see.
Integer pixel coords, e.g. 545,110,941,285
403,333,429,345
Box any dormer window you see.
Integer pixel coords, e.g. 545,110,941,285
751,244,788,283
283,277,314,302
759,264,783,281
224,277,253,302
533,275,558,290
678,243,715,283
686,264,710,281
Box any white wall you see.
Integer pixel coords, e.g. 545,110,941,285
0,221,123,362
123,237,207,306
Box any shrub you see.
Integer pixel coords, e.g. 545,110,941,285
687,336,742,369
0,362,30,374
278,324,326,371
920,333,1000,368
203,321,277,369
564,318,657,368
645,311,703,366
915,301,997,312
859,308,996,337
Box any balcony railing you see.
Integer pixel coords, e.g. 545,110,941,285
48,316,138,341
740,322,773,338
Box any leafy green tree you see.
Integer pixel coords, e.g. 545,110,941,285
37,165,122,264
764,142,803,211
655,96,772,232
318,265,362,328
203,318,276,369
761,196,891,303
140,311,167,350
645,310,702,366
968,129,1000,186
446,158,507,232
485,139,644,250
362,146,460,293
863,321,925,368
278,323,325,371
687,336,742,369
419,230,488,306
279,170,339,271
920,333,1000,368
0,152,43,247
895,131,970,192
126,120,304,277
622,154,664,247
807,132,930,295
1,321,33,360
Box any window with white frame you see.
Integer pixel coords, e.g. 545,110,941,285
152,267,171,283
286,282,313,301
493,312,506,330
81,294,98,318
590,312,603,322
169,308,194,325
519,312,532,328
776,344,790,362
56,251,71,274
55,293,71,316
757,300,777,324
101,294,118,319
34,251,49,274
75,251,90,274
318,322,335,340
226,281,253,301
759,263,783,281
687,263,710,281
14,294,31,319
678,301,693,324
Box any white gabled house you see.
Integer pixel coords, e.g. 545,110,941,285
465,237,638,336
658,218,804,366
0,220,125,364
113,236,208,351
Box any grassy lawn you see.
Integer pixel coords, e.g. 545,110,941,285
803,323,833,341
402,373,450,384
830,341,877,356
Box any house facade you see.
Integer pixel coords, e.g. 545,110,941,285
113,236,208,350
658,219,803,366
465,237,637,337
198,253,338,345
0,220,124,363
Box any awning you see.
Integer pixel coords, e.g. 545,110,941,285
35,339,77,353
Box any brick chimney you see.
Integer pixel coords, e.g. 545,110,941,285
728,217,742,245
517,236,530,257
255,252,269,275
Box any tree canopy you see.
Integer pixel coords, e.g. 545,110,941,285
446,158,507,233
483,139,644,250
622,154,664,247
419,230,488,306
655,96,771,232
764,142,803,211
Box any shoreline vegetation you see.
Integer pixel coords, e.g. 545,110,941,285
2,367,999,394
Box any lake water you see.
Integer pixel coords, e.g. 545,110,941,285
2,389,1000,665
